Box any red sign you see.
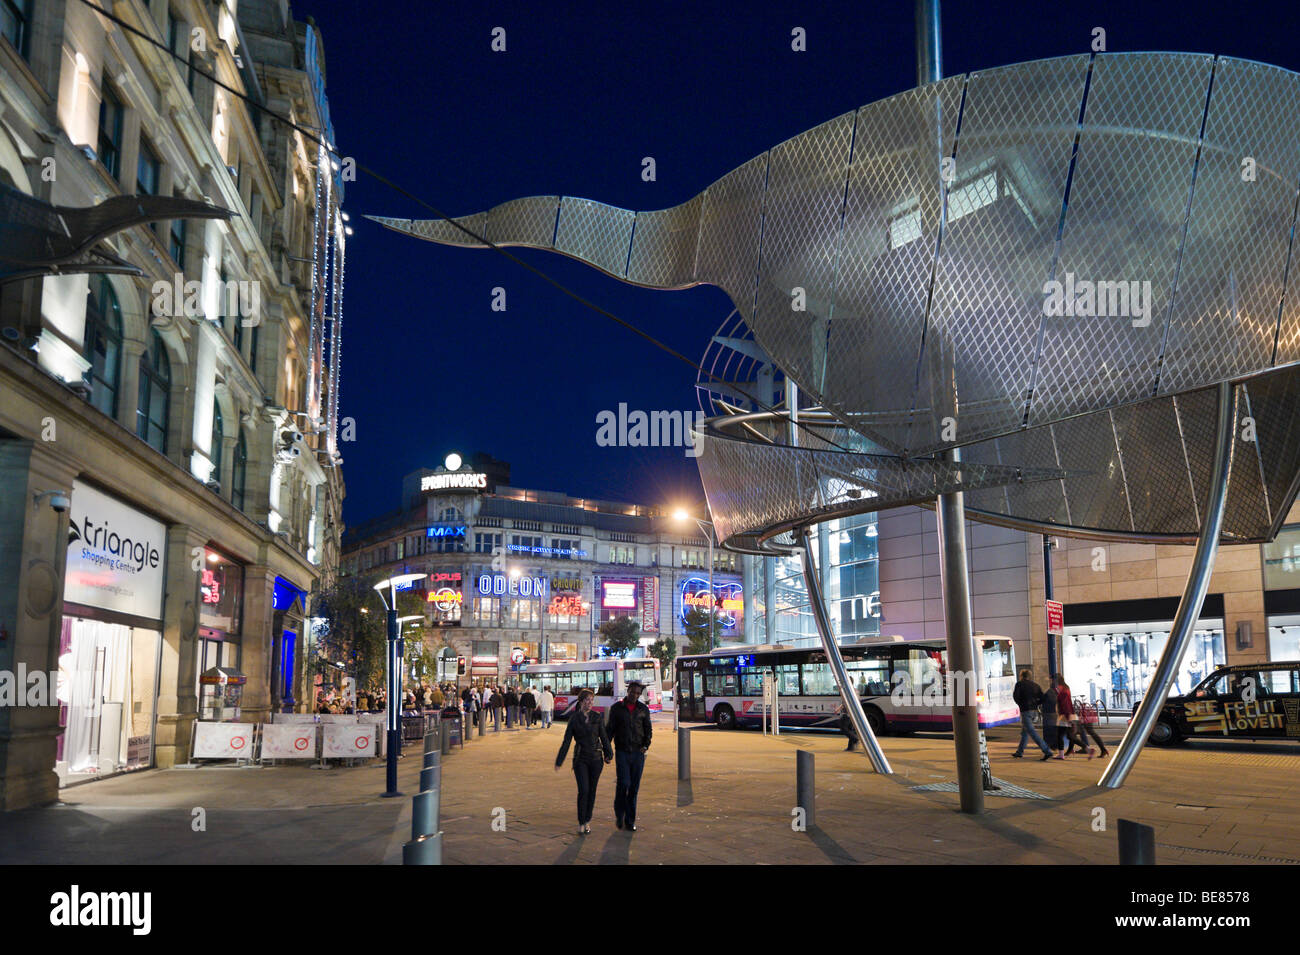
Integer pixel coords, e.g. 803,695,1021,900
548,593,588,616
1046,600,1064,637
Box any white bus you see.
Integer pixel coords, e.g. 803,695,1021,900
520,658,663,718
674,636,1017,735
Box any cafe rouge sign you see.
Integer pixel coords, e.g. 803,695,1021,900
64,480,166,619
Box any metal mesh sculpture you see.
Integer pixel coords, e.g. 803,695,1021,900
370,51,1300,788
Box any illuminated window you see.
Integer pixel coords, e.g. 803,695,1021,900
97,86,125,179
83,276,122,418
136,331,170,453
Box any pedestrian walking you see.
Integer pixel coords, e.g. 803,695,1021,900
538,686,555,728
1076,700,1109,757
1055,675,1095,758
489,686,503,730
1011,669,1053,760
837,701,858,751
1041,680,1063,759
605,680,653,832
520,687,537,729
504,686,519,728
554,689,613,835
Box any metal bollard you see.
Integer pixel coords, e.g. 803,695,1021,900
796,749,815,829
423,750,439,769
1118,819,1156,865
403,832,442,865
424,730,437,755
477,711,485,736
420,765,440,793
677,727,691,781
412,789,441,838
441,720,451,755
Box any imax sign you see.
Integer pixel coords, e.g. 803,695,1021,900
427,525,468,538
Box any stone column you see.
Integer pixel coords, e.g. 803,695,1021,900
154,524,205,768
117,337,146,435
240,564,277,723
0,440,78,810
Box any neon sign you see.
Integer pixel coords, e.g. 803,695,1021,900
477,573,548,598
679,577,743,630
549,593,589,616
422,472,487,491
201,569,221,605
427,525,468,538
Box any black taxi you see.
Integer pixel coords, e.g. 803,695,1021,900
1147,661,1300,746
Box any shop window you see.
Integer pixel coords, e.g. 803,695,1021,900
83,276,122,418
136,330,170,453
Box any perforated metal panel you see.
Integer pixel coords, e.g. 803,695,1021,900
626,195,703,288
746,111,856,403
917,56,1089,451
1029,53,1214,428
1157,59,1300,395
554,197,636,277
484,196,560,248
369,52,1300,547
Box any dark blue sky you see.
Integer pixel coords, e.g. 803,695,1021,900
289,0,1300,526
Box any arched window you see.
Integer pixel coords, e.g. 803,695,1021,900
231,428,247,511
210,399,223,485
84,276,122,417
136,330,170,453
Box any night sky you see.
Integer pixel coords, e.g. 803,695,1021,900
287,0,1300,527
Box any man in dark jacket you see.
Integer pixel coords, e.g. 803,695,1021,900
520,688,537,729
1011,669,1052,760
605,680,653,831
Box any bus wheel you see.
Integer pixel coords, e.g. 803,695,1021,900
1148,718,1180,747
864,706,886,738
714,704,736,729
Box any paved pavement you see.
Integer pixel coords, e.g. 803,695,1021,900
0,716,1295,864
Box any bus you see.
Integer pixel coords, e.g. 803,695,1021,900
520,657,663,718
674,636,1018,735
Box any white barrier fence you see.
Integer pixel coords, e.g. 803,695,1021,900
189,718,395,764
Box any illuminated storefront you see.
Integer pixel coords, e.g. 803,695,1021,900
57,481,165,784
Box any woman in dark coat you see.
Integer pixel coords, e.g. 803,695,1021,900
555,689,613,834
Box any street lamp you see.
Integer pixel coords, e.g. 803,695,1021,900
674,508,718,651
373,573,425,797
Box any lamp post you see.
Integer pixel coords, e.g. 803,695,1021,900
674,509,718,650
373,573,425,797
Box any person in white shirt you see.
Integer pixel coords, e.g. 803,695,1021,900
538,686,556,729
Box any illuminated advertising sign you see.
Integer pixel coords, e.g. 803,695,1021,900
641,576,659,633
507,542,588,558
601,580,638,610
548,593,589,616
427,524,468,538
64,481,166,619
476,573,548,598
422,472,488,492
679,577,744,632
425,572,464,620
551,576,583,592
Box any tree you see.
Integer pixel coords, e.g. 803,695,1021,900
598,615,641,656
311,575,426,697
682,608,724,655
648,636,677,675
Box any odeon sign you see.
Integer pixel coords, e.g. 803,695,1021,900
476,573,549,598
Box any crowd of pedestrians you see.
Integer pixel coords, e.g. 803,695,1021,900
1012,669,1109,760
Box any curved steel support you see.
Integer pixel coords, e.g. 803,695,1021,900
1099,380,1237,788
797,526,893,774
